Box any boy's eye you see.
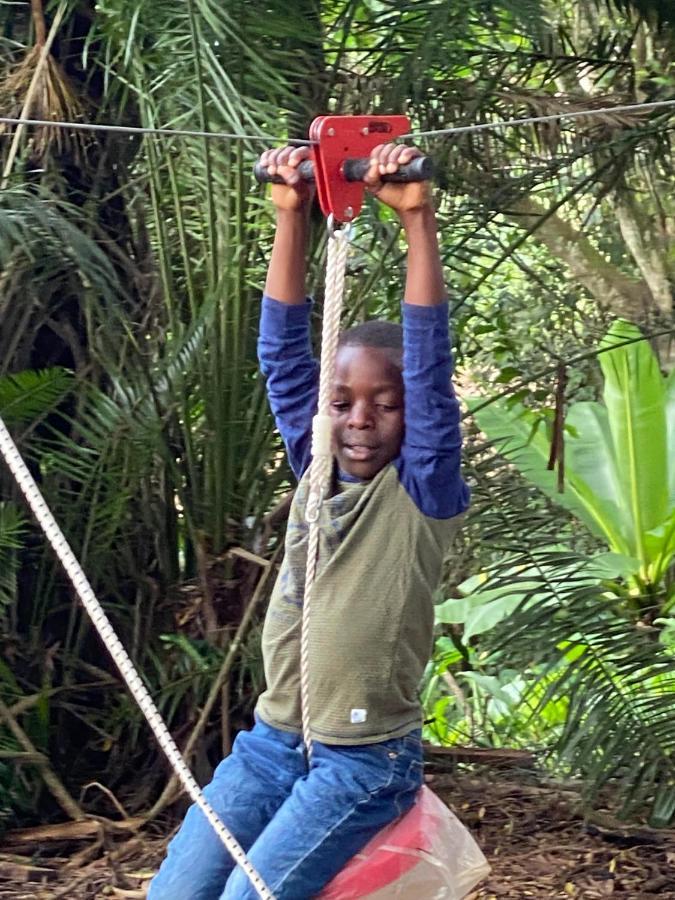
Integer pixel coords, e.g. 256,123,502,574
331,401,349,411
377,403,399,411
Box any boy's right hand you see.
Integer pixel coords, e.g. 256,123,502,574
258,146,314,212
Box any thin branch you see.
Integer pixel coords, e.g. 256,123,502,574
145,545,281,820
463,326,674,421
0,696,84,821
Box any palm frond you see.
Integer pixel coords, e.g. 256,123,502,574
0,502,26,611
0,367,72,424
459,436,675,824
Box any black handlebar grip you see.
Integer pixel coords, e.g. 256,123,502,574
253,160,316,184
254,155,434,184
342,156,434,182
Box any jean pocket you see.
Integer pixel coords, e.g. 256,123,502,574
376,732,422,766
400,731,423,754
389,759,424,817
405,758,425,790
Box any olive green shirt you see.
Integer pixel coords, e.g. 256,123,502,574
256,465,462,744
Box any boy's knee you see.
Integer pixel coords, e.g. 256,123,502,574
148,866,225,900
220,864,266,900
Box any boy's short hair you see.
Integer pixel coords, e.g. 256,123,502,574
338,320,403,352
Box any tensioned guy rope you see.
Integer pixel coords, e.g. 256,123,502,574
0,417,275,900
0,221,352,892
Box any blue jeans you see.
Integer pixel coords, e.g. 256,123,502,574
148,718,423,899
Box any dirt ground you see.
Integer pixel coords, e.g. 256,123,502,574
1,770,674,898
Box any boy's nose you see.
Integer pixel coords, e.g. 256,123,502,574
347,401,373,429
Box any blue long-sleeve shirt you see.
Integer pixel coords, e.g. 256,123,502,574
257,297,469,519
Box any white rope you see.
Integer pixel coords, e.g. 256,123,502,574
300,224,351,761
0,416,275,900
402,97,675,140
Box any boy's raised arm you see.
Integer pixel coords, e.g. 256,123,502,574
364,145,446,307
258,147,318,479
262,146,313,304
365,145,469,519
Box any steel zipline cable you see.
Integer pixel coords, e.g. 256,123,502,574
0,115,314,144
400,97,675,139
1,97,675,146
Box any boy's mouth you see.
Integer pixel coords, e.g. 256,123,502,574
343,443,378,461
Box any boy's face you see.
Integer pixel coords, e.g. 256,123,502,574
330,344,404,480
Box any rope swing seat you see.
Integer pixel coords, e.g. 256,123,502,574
319,785,490,898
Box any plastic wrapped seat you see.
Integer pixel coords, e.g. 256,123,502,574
319,786,490,899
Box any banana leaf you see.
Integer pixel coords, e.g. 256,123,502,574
667,369,675,508
564,401,633,556
470,319,673,582
598,320,668,556
468,397,629,551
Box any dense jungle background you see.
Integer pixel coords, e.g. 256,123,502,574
1,0,675,893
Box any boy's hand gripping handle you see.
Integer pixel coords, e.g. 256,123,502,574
253,155,434,185
258,116,427,222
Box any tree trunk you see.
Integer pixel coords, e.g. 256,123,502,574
31,0,47,46
505,194,656,321
612,194,672,317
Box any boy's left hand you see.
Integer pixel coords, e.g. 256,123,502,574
364,144,433,215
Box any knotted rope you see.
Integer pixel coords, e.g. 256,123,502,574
0,417,274,900
300,221,351,760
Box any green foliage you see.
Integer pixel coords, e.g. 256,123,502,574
427,547,631,747
0,369,73,423
0,0,307,823
0,503,26,612
429,540,675,824
598,0,675,27
428,319,675,823
0,190,124,373
471,320,675,606
0,368,73,614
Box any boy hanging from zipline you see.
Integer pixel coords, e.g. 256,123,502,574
149,141,469,900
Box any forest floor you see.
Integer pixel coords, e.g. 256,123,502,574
1,768,675,898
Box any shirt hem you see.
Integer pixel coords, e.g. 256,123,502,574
256,709,423,746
